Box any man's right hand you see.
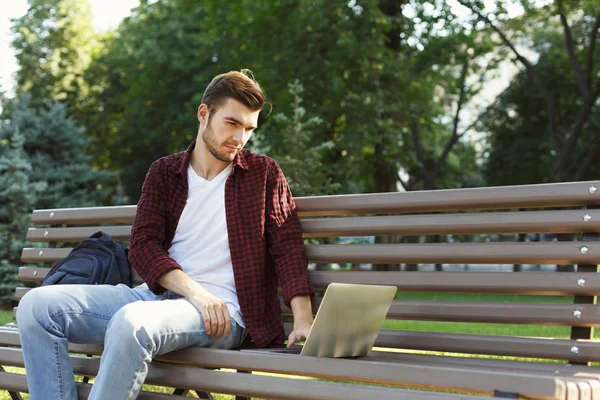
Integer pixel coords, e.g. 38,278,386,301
187,289,231,339
157,269,231,339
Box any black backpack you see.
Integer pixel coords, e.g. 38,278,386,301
41,231,132,287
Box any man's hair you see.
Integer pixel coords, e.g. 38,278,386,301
202,69,267,113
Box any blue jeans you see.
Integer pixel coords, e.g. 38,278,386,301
16,284,244,400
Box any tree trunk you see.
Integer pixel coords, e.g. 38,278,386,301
434,235,443,271
372,138,401,271
371,1,409,272
513,233,526,272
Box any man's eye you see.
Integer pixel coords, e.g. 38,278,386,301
227,121,236,126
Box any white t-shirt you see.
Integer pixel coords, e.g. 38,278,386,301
167,162,244,327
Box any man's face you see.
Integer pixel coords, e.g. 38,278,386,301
198,98,260,163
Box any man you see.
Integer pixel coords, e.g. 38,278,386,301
17,70,315,400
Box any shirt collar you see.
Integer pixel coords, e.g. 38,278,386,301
172,140,249,177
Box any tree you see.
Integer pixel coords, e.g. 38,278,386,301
10,0,98,113
0,132,46,305
0,96,119,211
459,0,600,182
253,80,341,197
83,0,489,204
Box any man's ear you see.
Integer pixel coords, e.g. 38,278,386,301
197,104,209,124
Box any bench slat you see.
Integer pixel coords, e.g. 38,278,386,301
26,209,600,239
29,181,600,223
0,327,596,376
18,266,144,284
20,241,600,264
374,328,600,362
26,226,132,242
282,298,600,326
0,371,189,400
30,205,137,225
18,267,600,296
307,242,600,264
301,209,600,238
307,271,600,296
296,181,600,216
0,347,490,400
13,287,600,326
2,323,598,364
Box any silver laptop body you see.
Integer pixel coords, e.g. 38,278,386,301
299,283,397,358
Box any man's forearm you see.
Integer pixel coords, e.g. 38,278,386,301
157,269,203,298
290,295,314,327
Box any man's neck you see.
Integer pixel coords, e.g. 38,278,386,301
190,142,231,181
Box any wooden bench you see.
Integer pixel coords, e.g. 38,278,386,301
2,180,600,399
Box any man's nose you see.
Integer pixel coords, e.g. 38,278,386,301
232,128,245,142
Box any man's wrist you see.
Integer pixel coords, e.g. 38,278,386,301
294,317,313,329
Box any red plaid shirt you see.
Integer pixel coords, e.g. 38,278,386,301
129,141,314,348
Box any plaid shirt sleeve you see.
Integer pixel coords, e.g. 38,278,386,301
265,160,315,307
129,160,183,294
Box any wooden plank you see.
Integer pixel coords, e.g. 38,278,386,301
0,348,493,400
153,348,571,399
13,286,599,326
29,181,600,223
20,248,66,263
0,329,593,398
369,328,600,362
296,180,600,216
27,209,600,239
26,226,131,242
20,241,600,265
301,210,600,238
4,317,600,363
366,351,597,375
306,242,600,265
0,371,189,399
18,266,142,285
18,267,600,296
282,298,600,326
1,326,598,380
31,205,137,225
306,271,600,296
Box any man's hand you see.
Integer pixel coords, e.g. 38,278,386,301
187,290,231,339
287,322,312,348
157,269,231,339
287,295,314,348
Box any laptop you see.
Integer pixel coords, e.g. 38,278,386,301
245,283,397,358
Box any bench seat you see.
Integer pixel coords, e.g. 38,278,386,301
2,180,600,399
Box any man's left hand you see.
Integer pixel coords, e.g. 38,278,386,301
287,322,312,348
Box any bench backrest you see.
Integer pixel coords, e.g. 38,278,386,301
18,180,600,363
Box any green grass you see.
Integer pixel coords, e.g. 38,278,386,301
0,312,13,326
0,292,593,399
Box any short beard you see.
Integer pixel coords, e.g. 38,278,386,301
201,121,236,163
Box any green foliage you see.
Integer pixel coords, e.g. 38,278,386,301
78,0,489,201
481,3,600,184
10,0,98,112
254,80,341,197
0,95,121,210
11,0,598,199
0,132,46,305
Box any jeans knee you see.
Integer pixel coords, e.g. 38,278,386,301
17,285,82,336
17,286,48,328
106,304,155,353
